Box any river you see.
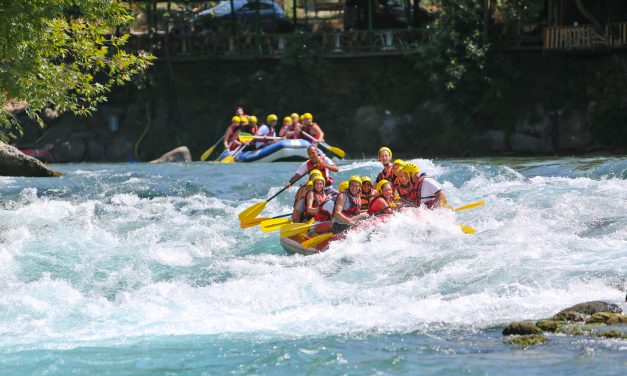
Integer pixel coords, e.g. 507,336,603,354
1,157,626,374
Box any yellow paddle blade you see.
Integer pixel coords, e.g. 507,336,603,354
238,201,267,222
459,225,476,234
280,219,315,238
238,134,255,143
301,232,333,248
222,155,235,163
454,200,485,212
200,145,217,161
260,217,292,232
240,217,272,228
327,145,345,159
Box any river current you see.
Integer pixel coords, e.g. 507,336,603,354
0,157,626,375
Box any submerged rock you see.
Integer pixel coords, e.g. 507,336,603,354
502,321,542,336
556,301,623,316
586,312,627,325
553,310,589,322
504,335,548,348
596,330,627,339
150,146,192,163
0,142,62,177
536,320,562,332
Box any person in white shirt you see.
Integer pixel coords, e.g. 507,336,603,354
285,145,339,189
255,114,279,149
399,162,446,209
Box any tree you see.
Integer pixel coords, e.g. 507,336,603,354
0,0,153,140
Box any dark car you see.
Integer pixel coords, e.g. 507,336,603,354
193,0,288,33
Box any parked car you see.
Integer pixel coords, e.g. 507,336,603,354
193,0,289,33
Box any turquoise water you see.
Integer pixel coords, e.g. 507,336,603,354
1,157,626,375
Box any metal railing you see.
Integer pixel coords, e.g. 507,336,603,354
129,28,427,59
543,22,627,51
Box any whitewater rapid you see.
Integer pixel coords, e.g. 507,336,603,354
0,158,625,354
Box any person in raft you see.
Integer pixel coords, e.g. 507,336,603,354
280,115,300,139
359,176,376,213
332,175,370,234
376,147,394,183
399,162,446,209
292,170,323,223
297,113,325,141
223,116,242,150
367,180,396,216
240,116,258,150
255,114,279,149
304,174,329,223
285,145,339,192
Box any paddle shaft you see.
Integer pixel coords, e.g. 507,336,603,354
200,135,225,161
301,130,329,152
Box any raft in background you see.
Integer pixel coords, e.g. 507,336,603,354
216,139,335,163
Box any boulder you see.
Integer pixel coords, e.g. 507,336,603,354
536,320,562,332
586,312,627,325
556,301,623,316
553,310,589,322
502,321,542,336
0,142,62,177
558,110,592,150
150,146,192,163
509,133,553,154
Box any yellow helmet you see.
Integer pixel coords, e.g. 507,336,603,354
283,116,293,124
309,169,322,177
231,116,241,123
299,114,305,121
348,175,362,185
249,115,257,123
291,112,299,118
393,159,405,166
361,176,373,185
240,117,249,124
376,179,391,195
311,174,326,185
378,147,392,159
306,180,314,188
303,112,313,120
267,114,278,122
402,162,420,176
338,181,349,192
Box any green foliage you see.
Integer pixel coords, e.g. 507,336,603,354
0,0,153,141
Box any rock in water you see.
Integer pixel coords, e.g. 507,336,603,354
150,146,192,163
502,321,542,336
555,301,623,316
0,142,62,177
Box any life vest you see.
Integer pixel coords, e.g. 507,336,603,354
334,191,360,218
241,124,258,135
412,175,440,208
367,196,390,216
360,190,376,211
299,123,321,140
309,191,331,222
402,175,430,207
396,182,414,204
283,125,299,139
306,159,334,185
316,198,334,223
376,165,395,183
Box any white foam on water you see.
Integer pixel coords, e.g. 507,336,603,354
0,161,625,349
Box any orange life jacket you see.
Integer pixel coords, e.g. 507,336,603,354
367,196,390,216
360,190,376,211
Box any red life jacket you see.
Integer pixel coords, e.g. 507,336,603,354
402,175,429,207
306,159,334,185
308,191,330,222
396,182,414,204
367,196,390,216
360,190,375,211
334,191,360,218
283,125,298,139
376,166,395,183
299,123,321,140
226,123,240,145
241,124,258,135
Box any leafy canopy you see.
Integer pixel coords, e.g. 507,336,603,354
0,0,153,139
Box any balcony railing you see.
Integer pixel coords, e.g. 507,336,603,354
543,22,627,51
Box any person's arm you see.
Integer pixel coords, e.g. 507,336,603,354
313,124,325,141
306,191,318,215
433,190,446,208
223,127,233,148
333,195,368,223
319,157,340,172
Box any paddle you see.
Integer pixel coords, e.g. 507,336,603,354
200,135,225,161
222,140,251,163
238,166,318,222
238,133,282,143
453,200,485,212
240,213,292,229
260,217,293,232
301,232,333,248
300,131,346,159
280,218,316,238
